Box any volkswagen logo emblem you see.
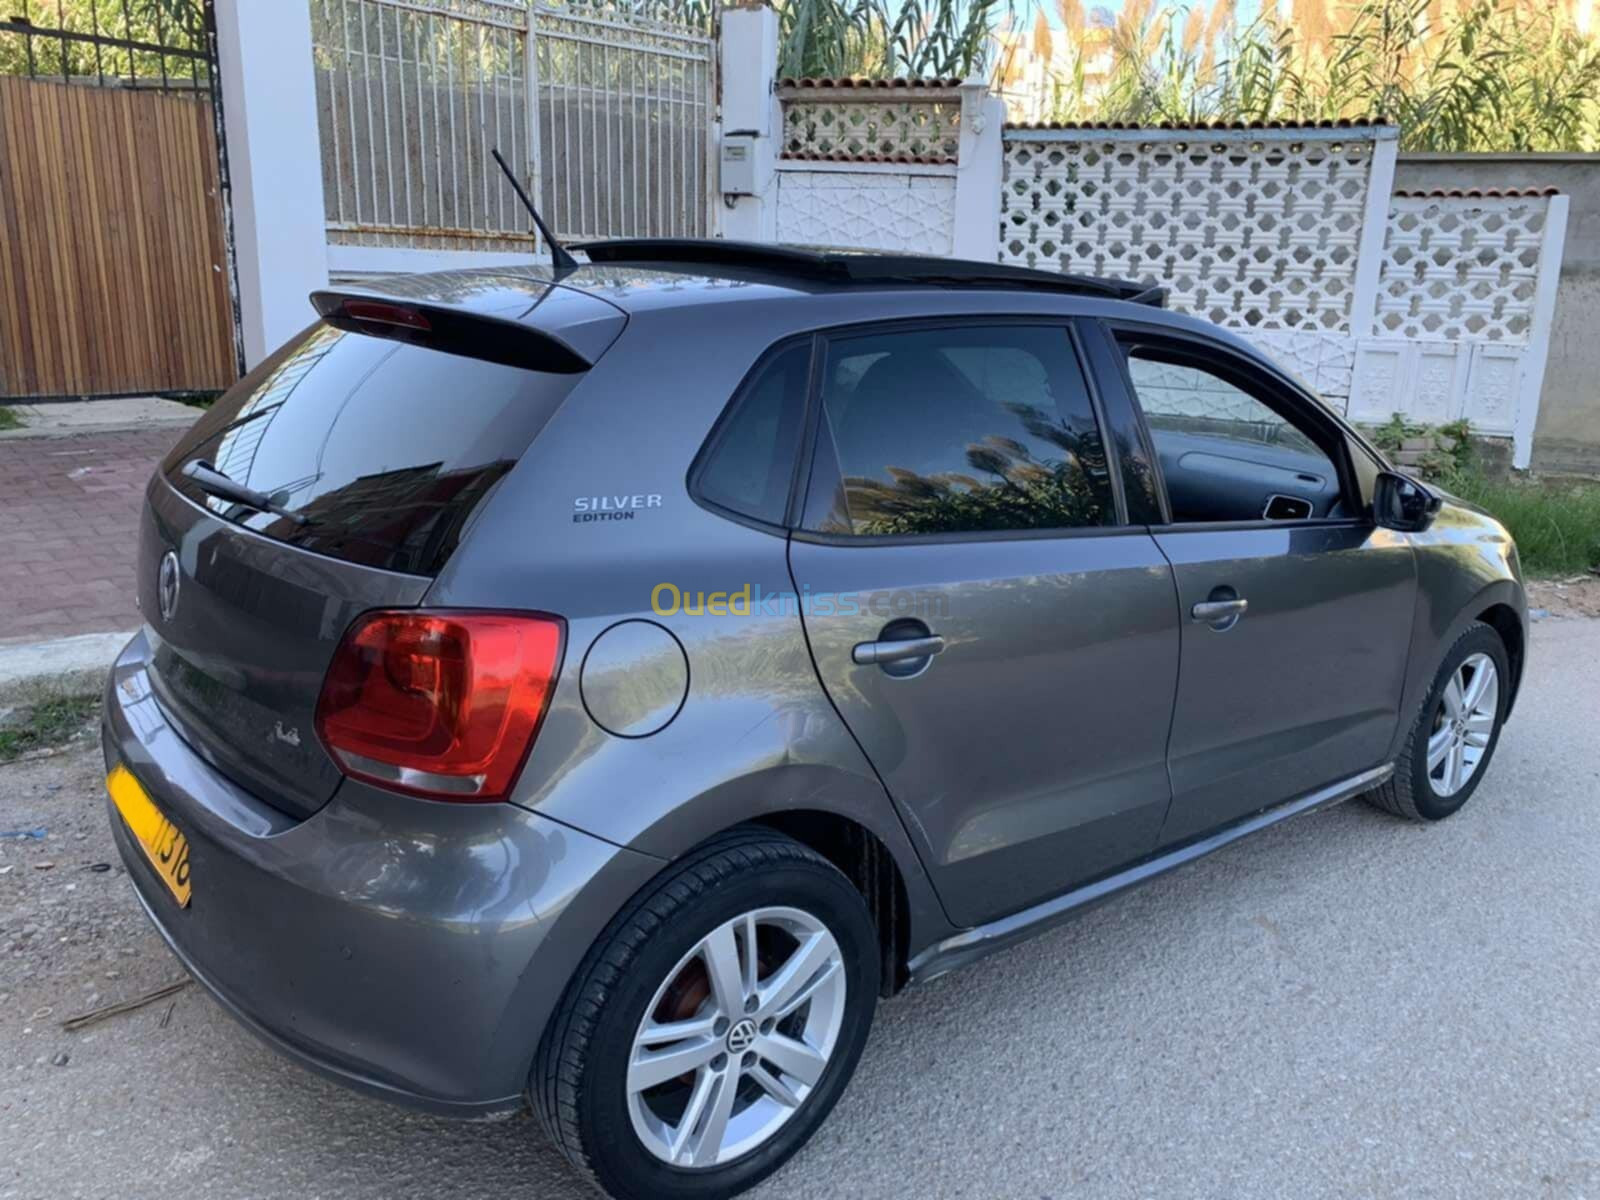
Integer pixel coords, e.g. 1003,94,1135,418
725,1018,758,1055
157,551,181,622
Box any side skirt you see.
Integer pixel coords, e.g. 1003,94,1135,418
905,763,1393,985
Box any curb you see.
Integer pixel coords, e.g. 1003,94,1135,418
0,630,134,706
0,418,195,441
0,397,201,441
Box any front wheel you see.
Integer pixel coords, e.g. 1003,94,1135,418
1366,621,1510,821
534,830,880,1200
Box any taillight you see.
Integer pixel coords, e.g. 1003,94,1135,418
315,610,564,802
337,299,431,331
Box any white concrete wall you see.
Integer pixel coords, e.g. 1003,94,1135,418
214,0,329,369
775,164,957,254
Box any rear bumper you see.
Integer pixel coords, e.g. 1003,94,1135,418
103,629,663,1115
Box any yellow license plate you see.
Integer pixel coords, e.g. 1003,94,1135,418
107,765,192,907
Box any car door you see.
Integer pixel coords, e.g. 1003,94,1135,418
788,319,1180,928
1090,321,1418,847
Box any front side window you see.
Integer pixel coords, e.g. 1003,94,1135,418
808,325,1116,537
1120,342,1346,524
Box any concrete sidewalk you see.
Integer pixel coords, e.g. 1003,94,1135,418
0,395,200,440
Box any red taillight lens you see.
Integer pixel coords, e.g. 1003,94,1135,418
316,610,564,802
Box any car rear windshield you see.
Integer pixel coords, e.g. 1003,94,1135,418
165,323,581,576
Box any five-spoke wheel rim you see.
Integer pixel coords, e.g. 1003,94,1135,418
626,906,846,1169
1427,653,1498,798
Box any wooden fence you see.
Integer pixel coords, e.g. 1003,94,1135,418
0,76,238,399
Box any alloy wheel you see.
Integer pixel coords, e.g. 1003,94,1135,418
1426,652,1498,797
626,906,847,1169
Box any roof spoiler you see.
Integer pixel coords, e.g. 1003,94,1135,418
576,238,1167,306
310,290,594,374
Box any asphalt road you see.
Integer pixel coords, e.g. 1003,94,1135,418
4,617,1599,1200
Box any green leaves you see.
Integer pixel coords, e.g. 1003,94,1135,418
1070,0,1599,151
0,0,207,80
776,0,1007,80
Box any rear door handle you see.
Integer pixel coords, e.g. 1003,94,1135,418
852,635,946,665
1191,598,1248,623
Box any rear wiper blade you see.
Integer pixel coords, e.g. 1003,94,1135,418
182,461,311,527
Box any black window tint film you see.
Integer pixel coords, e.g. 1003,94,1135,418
817,325,1115,536
695,342,811,526
165,323,580,575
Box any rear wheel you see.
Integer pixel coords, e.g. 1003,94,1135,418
1366,621,1510,821
534,830,879,1200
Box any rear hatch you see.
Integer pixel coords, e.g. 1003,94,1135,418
140,275,624,819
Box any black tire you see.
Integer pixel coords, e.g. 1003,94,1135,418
533,828,880,1200
1366,621,1510,822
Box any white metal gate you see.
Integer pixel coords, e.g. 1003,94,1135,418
531,1,716,241
310,0,715,253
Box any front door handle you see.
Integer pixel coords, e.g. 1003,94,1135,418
852,635,946,666
1191,598,1248,623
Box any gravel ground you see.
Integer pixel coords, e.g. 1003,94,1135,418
1527,576,1600,620
3,618,1599,1200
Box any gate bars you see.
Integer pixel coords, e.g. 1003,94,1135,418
310,0,717,253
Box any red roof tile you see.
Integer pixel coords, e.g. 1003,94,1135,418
780,151,957,164
778,77,966,90
1393,187,1561,198
1005,117,1391,130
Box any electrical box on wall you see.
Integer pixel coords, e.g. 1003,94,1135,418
720,132,758,196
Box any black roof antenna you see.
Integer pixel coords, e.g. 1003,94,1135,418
492,147,579,275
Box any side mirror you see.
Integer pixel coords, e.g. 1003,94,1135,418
1374,470,1441,532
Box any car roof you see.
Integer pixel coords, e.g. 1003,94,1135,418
577,239,1168,303
322,239,1281,380
333,239,1168,318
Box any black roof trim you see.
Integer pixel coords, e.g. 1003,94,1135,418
574,239,1166,305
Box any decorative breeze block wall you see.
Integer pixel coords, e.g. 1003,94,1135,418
1347,190,1566,456
779,80,963,164
1125,358,1270,423
773,80,967,258
999,132,1375,334
998,127,1392,405
1374,194,1547,343
995,126,1571,466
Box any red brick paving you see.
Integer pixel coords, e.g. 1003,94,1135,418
0,429,183,643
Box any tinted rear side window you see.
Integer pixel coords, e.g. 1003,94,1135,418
806,325,1116,537
165,323,580,575
693,342,811,527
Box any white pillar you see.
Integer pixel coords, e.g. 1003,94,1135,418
1347,128,1400,341
1515,193,1569,470
214,0,329,369
717,3,779,242
951,82,1005,262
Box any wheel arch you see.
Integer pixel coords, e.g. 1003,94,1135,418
750,808,915,996
1475,600,1526,717
499,762,956,1094
1391,572,1527,764
636,767,957,997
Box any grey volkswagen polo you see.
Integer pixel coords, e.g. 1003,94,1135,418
103,241,1525,1200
